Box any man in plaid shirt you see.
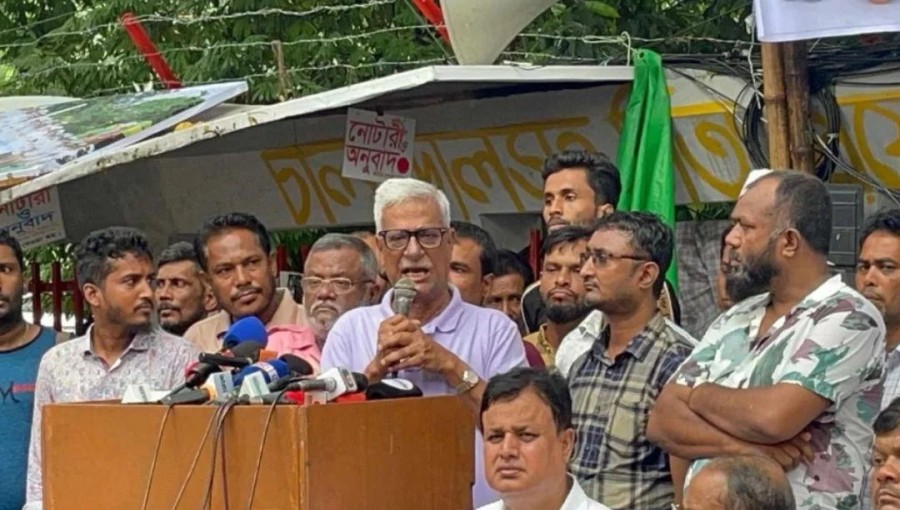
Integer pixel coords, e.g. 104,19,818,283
567,211,696,509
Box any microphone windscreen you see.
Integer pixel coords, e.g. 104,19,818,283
223,316,268,348
365,379,424,400
184,360,202,378
233,360,292,386
391,278,417,315
230,341,265,358
280,354,314,376
352,372,370,392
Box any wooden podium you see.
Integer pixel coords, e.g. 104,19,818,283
42,396,475,509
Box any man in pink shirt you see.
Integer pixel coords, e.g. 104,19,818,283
185,213,319,370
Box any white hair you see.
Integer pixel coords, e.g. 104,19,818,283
373,178,451,232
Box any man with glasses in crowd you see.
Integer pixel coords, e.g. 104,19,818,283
298,233,379,349
321,178,526,508
267,234,380,370
568,211,696,510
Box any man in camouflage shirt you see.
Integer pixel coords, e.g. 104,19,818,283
648,171,885,509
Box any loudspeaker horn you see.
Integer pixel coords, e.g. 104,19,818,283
443,0,560,65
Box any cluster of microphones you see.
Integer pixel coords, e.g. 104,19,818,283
144,316,423,407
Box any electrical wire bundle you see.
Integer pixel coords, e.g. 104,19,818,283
662,33,900,202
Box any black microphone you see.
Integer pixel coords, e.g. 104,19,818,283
170,341,265,397
265,355,316,392
365,378,424,400
197,342,274,369
279,354,315,377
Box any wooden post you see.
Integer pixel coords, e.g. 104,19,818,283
761,42,791,170
783,41,814,173
272,40,290,101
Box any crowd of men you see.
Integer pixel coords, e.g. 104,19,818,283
4,148,900,510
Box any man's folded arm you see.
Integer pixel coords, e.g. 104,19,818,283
687,382,830,444
647,382,755,459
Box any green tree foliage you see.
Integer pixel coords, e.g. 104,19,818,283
0,0,752,104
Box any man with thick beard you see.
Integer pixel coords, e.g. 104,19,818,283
648,171,885,510
0,232,65,510
24,227,198,510
567,211,695,509
524,226,592,367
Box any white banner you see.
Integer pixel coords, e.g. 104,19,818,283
755,0,900,42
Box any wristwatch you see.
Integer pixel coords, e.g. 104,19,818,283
454,368,479,394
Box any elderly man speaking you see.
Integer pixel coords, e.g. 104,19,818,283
321,178,527,508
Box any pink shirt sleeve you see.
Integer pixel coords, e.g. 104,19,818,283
266,325,322,374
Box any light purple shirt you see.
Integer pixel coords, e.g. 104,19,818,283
25,327,198,508
321,286,527,508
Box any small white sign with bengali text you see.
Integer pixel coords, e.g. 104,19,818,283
0,187,66,249
341,108,416,182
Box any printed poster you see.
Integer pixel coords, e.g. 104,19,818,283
755,0,900,42
341,108,416,183
0,81,248,185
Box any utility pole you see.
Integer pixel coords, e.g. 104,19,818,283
761,40,814,173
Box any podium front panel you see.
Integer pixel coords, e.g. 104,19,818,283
41,396,474,509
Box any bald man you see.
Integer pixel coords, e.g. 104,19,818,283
683,455,795,510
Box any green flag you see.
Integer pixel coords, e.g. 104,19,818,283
616,49,678,290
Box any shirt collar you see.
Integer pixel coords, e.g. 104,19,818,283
79,325,155,357
575,309,605,339
560,475,593,510
736,275,846,314
379,285,464,334
500,475,592,510
591,313,666,362
214,288,298,338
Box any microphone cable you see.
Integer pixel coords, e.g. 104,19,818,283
169,402,229,510
245,387,292,510
140,403,175,510
202,397,239,510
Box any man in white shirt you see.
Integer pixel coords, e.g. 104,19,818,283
478,367,610,510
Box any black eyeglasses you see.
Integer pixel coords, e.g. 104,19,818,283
580,248,650,267
378,228,448,251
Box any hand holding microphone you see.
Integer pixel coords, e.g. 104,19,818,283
370,277,452,380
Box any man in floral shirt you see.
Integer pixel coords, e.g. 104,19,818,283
648,170,885,509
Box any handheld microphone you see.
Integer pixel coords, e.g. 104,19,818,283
211,360,294,403
391,277,417,316
279,354,315,377
259,355,315,393
161,372,234,405
365,378,424,400
389,278,417,378
285,367,368,401
197,343,279,369
168,340,266,399
222,316,268,348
